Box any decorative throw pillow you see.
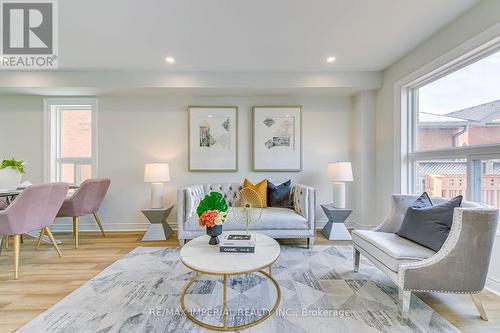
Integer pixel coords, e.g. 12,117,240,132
267,180,292,208
397,195,462,252
411,192,433,208
243,179,268,208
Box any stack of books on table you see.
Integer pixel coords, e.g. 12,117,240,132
219,233,256,253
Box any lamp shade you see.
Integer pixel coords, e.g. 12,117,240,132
144,163,170,183
328,162,353,182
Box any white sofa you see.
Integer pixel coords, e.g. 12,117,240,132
177,182,316,247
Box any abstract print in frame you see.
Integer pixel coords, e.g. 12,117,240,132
253,106,302,171
189,106,238,171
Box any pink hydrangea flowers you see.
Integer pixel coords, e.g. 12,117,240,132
199,210,228,227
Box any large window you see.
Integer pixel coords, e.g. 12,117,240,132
416,50,500,152
406,46,500,209
44,99,98,185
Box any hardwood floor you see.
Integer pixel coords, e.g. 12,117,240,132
0,231,499,332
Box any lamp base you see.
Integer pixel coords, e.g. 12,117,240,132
150,182,164,209
332,182,346,208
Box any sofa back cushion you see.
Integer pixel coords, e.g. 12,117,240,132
397,195,462,251
202,183,242,207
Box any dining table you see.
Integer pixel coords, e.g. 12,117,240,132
0,184,79,251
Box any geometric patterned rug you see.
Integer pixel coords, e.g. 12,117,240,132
18,246,459,333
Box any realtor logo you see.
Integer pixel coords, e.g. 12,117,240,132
1,0,58,69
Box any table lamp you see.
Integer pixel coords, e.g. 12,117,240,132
144,163,170,209
328,162,353,208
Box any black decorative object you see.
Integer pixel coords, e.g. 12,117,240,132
206,225,223,245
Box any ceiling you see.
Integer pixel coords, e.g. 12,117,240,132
58,0,479,72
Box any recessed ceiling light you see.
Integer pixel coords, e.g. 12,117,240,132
326,56,336,63
165,57,175,63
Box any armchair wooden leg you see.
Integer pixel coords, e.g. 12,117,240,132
353,248,360,272
0,236,3,255
20,234,24,244
92,212,105,237
73,217,79,249
44,228,62,257
471,293,488,321
4,235,9,249
398,289,411,322
36,229,45,249
13,234,20,280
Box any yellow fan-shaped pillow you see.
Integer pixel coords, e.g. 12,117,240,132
243,179,268,208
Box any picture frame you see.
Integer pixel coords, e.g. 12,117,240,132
253,106,302,171
188,106,238,171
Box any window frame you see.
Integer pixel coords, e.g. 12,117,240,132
394,33,500,197
43,98,98,184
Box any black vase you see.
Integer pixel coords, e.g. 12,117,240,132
206,225,223,245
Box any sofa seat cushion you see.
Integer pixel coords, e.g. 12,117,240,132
184,207,307,231
352,230,435,272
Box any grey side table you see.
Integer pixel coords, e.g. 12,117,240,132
320,204,352,241
141,206,174,241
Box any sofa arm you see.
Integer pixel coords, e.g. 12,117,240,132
177,185,205,234
398,208,498,293
292,184,316,230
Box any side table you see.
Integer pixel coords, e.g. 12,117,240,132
320,204,352,240
141,206,174,241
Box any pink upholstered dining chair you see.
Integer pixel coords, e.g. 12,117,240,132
57,178,110,248
0,182,69,279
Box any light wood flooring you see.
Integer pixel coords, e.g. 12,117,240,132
0,231,499,332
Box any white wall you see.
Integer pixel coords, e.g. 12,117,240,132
0,93,357,231
375,0,500,294
349,91,376,228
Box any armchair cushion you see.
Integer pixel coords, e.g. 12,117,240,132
353,230,435,272
397,195,462,251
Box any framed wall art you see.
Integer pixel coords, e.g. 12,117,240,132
188,106,238,171
253,106,302,171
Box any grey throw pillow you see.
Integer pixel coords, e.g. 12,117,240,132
267,180,293,208
397,195,462,252
411,192,433,208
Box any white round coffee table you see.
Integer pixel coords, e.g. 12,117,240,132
179,232,281,331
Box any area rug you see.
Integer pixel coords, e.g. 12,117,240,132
19,245,459,333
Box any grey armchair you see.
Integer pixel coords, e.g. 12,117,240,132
352,194,498,322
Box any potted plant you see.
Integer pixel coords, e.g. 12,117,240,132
197,192,228,245
0,158,26,190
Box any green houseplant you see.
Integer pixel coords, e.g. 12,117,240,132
197,192,229,245
0,158,26,190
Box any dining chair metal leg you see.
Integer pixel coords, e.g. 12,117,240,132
0,236,3,256
36,229,45,249
13,234,20,280
92,212,105,237
73,216,79,249
20,234,24,244
4,235,9,249
44,227,62,257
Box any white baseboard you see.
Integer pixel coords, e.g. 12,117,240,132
486,276,500,296
345,220,374,230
